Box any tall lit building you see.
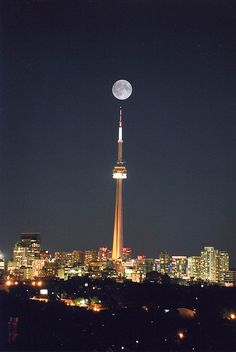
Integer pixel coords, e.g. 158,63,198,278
13,233,41,269
171,256,188,278
32,258,45,278
188,256,201,280
200,246,219,283
159,251,171,275
112,108,127,260
12,233,41,279
200,247,230,283
218,251,229,283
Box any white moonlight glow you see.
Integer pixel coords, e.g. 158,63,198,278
112,79,132,100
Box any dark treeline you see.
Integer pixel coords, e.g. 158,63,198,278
1,279,236,351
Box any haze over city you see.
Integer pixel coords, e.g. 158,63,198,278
1,1,236,263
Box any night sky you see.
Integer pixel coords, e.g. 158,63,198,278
1,0,236,263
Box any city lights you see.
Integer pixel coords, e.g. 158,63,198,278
1,2,235,352
93,306,100,312
112,172,127,179
4,231,232,285
40,289,48,295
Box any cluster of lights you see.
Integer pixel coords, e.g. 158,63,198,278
5,280,18,286
113,165,127,179
32,281,42,286
113,172,127,179
30,296,48,303
5,280,43,287
93,306,100,312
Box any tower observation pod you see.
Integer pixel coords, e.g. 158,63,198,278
112,107,127,260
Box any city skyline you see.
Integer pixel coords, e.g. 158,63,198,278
1,1,236,263
5,231,232,285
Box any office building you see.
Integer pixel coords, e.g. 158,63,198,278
13,233,41,278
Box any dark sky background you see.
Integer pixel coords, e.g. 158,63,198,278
1,0,236,263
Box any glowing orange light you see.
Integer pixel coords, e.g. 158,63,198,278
14,281,18,285
6,280,12,286
178,331,184,339
230,313,236,320
37,281,42,286
93,307,100,312
32,281,36,286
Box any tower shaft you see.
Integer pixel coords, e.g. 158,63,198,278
112,179,123,260
112,107,127,260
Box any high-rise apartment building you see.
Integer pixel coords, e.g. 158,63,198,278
200,247,229,283
218,251,229,283
188,256,201,280
200,247,218,282
159,252,171,275
171,256,187,278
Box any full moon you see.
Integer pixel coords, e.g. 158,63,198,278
112,79,132,100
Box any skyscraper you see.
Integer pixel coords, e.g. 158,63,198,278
188,256,201,280
200,247,230,283
159,251,171,275
13,233,41,269
171,256,188,278
112,108,127,260
218,251,229,283
13,233,41,279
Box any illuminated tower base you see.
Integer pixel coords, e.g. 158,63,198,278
112,179,123,259
112,108,127,260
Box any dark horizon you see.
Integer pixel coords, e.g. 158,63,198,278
1,1,236,263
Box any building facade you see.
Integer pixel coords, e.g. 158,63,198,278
13,233,41,279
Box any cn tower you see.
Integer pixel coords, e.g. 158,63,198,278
112,107,127,260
